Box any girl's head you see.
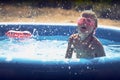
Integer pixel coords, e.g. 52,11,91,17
80,10,97,28
77,11,97,35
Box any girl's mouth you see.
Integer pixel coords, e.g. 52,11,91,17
81,26,86,29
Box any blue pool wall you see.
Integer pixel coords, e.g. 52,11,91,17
0,23,120,42
0,23,120,80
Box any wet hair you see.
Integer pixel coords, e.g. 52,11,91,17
81,10,98,28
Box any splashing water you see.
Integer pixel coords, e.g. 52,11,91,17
0,36,120,61
0,38,67,61
100,38,120,58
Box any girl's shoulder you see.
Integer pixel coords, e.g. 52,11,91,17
92,36,103,48
69,33,79,39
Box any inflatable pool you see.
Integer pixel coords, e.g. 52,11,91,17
0,23,120,80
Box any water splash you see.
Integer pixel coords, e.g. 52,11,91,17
0,37,120,61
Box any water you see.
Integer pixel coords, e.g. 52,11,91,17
0,36,68,61
0,36,120,61
100,39,120,58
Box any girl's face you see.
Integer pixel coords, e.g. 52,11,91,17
77,17,95,35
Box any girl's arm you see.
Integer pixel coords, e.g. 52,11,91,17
65,38,74,58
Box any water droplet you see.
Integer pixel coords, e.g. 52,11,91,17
68,66,71,70
88,44,92,48
87,66,90,69
74,72,77,75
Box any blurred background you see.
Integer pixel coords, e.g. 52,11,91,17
0,0,120,27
